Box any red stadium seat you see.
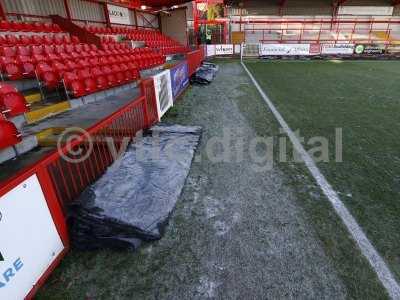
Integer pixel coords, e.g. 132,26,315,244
77,68,91,79
36,62,59,89
63,35,72,44
32,35,44,45
32,54,47,63
9,21,23,32
111,65,125,84
52,61,68,75
83,77,98,94
0,119,21,150
74,44,83,52
44,45,55,55
32,45,44,55
127,62,137,71
0,35,6,45
59,52,71,61
91,67,108,89
31,22,44,33
76,68,98,93
101,65,117,87
52,24,62,33
55,44,65,55
118,64,132,82
100,56,110,66
65,60,81,71
43,35,55,45
0,20,11,32
69,51,80,59
108,56,118,64
20,35,32,45
83,44,91,52
16,56,35,77
0,84,29,117
63,72,86,97
3,63,24,80
16,46,31,56
6,35,20,45
71,36,80,44
65,44,75,53
89,57,100,67
1,46,17,57
78,59,90,69
46,53,60,62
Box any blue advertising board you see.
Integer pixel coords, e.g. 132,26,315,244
170,61,189,100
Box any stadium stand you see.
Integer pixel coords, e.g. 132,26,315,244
0,21,173,98
86,25,190,54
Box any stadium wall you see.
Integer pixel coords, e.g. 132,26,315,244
160,8,188,46
1,0,158,29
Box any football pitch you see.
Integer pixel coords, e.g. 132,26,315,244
244,59,400,292
37,60,400,299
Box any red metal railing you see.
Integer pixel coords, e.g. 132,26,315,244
233,18,400,45
186,48,205,76
46,78,158,205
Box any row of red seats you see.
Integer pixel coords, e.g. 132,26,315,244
63,65,140,97
0,39,159,59
0,34,80,46
1,43,98,58
100,32,174,44
86,25,159,35
0,21,62,33
33,55,144,94
0,84,29,150
1,43,165,81
125,33,171,42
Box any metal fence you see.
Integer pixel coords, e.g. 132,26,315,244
46,79,158,206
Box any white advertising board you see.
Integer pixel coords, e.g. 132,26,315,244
321,44,355,55
0,175,64,300
107,4,132,25
206,45,216,57
338,6,393,16
260,44,311,56
153,70,173,120
215,44,234,55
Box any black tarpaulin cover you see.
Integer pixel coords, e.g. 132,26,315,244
68,124,202,250
191,62,219,84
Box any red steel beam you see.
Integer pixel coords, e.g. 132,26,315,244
278,0,287,16
63,0,72,21
0,1,6,20
103,3,111,27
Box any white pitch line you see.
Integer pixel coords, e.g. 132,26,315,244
241,61,400,299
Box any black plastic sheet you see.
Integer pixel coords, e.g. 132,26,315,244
190,62,219,85
68,124,202,250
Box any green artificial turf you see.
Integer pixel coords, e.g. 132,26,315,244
36,60,395,299
244,59,400,283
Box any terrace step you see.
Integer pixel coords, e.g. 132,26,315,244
25,101,71,124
